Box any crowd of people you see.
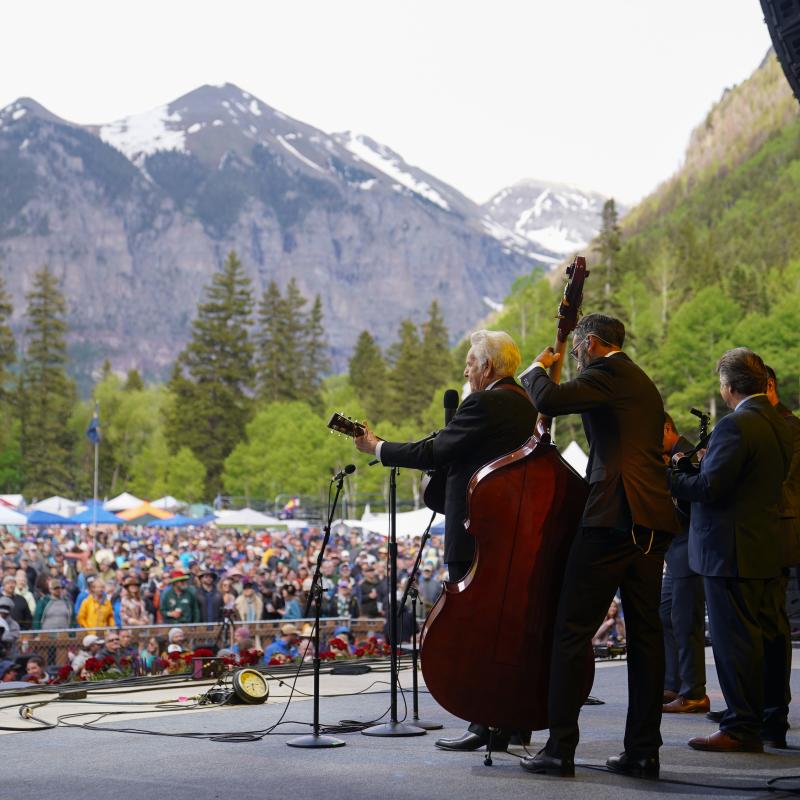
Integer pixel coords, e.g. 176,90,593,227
0,520,448,681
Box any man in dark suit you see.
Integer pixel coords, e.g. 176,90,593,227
760,366,800,746
518,313,679,779
354,329,537,751
660,414,708,713
670,349,793,752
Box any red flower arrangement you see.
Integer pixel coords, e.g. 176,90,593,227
80,655,132,681
237,648,264,667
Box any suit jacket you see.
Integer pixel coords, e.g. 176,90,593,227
521,352,679,533
775,403,800,565
670,395,794,578
380,378,537,564
664,435,696,578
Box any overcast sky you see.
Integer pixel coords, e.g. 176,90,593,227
1,0,773,205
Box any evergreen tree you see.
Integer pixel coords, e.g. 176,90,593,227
164,251,254,497
349,331,388,422
419,300,455,393
0,274,20,491
255,281,291,403
385,320,428,425
0,275,15,405
281,277,309,399
303,294,330,408
19,266,77,498
255,279,329,405
124,369,145,392
597,198,622,312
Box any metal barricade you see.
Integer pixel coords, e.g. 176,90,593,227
19,617,385,666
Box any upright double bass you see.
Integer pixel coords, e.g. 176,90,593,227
420,256,592,731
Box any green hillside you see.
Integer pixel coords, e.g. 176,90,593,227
495,53,800,434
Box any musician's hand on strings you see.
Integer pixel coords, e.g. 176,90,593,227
354,421,381,455
671,452,685,468
534,347,560,369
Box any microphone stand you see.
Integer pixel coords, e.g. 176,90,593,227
362,466,426,738
397,510,442,730
287,475,347,749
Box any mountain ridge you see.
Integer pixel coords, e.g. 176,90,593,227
0,84,607,389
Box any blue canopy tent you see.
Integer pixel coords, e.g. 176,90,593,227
26,510,70,525
66,507,124,525
146,515,195,528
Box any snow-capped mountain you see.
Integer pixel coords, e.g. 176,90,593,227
483,179,624,258
0,84,552,385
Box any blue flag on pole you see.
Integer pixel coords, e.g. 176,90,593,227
86,405,101,445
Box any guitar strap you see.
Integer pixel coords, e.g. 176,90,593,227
491,379,532,403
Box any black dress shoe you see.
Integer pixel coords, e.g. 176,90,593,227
706,710,724,723
762,733,788,749
520,749,575,777
606,752,659,779
435,731,509,752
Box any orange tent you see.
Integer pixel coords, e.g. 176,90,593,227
117,502,174,523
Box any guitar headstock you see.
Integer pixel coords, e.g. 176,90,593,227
556,255,589,342
327,412,366,439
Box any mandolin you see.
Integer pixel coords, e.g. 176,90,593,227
327,412,366,439
328,413,447,512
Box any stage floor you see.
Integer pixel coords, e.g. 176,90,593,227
2,649,800,800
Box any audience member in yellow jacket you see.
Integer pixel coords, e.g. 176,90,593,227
77,579,115,629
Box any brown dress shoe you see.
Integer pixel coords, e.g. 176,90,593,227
663,695,710,714
688,730,763,753
663,689,679,703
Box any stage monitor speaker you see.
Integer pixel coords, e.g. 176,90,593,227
760,0,800,102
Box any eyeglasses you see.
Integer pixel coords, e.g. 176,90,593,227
106,638,120,643
569,337,587,361
569,332,614,360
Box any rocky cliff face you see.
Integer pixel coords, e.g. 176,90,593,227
0,84,572,386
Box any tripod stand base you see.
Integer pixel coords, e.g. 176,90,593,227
362,721,427,737
286,733,346,748
411,718,443,730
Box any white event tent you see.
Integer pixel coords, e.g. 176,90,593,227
358,507,445,538
0,494,24,510
28,496,83,517
105,492,144,512
152,495,185,511
0,506,27,525
214,508,285,528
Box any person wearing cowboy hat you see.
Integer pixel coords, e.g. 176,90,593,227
120,575,150,626
159,570,199,624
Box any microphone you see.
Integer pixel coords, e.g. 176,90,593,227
443,389,459,426
332,464,356,482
